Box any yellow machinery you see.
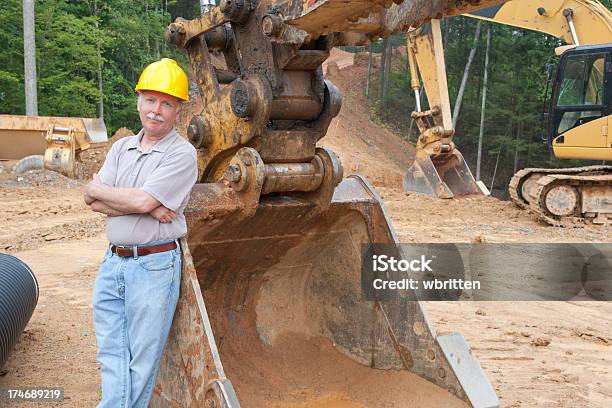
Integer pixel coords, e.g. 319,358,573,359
403,0,612,225
404,20,483,198
509,43,612,225
148,1,513,407
44,125,78,178
466,0,612,225
0,115,107,177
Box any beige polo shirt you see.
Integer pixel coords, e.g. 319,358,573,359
98,128,198,245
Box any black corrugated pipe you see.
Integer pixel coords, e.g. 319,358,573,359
0,253,38,369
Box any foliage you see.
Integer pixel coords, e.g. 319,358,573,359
0,0,26,114
0,0,200,135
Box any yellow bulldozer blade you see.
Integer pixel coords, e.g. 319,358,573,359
0,114,107,162
404,149,482,199
152,176,498,408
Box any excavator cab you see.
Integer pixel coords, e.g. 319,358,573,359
150,1,498,406
462,0,612,225
549,44,612,160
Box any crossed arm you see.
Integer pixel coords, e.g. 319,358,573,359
84,174,176,223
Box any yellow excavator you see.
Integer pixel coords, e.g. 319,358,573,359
146,1,515,407
0,115,108,178
404,0,612,225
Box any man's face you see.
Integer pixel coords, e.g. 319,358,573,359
137,90,181,138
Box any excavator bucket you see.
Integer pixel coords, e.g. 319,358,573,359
404,149,482,199
152,176,498,408
44,125,77,178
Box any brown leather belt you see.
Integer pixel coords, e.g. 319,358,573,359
110,241,177,257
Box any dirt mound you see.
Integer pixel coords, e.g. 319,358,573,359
323,48,355,73
79,147,107,180
225,332,464,407
0,184,105,252
79,127,134,180
0,167,80,188
109,127,134,146
0,159,17,182
321,58,415,188
379,186,611,243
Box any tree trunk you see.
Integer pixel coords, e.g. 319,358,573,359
382,38,392,117
452,21,481,129
23,0,38,116
200,0,215,13
97,60,103,119
365,43,373,98
94,0,104,119
490,144,503,192
442,19,449,45
385,38,392,80
407,117,415,142
513,120,522,174
476,25,491,181
378,39,388,100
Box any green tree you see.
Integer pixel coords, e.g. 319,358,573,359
36,0,105,118
0,0,25,114
0,0,193,135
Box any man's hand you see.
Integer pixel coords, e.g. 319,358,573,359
85,173,103,197
84,190,95,205
150,205,177,223
84,174,103,205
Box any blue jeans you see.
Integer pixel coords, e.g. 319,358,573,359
93,240,181,408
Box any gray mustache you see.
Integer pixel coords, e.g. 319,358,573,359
146,112,165,122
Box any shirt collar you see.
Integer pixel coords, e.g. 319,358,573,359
126,128,178,153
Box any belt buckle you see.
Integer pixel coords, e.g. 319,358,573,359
114,245,132,257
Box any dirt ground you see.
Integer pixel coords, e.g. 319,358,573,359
0,54,610,407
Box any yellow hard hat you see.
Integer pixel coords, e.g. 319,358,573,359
135,58,189,101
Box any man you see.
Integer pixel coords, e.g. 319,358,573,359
85,58,198,408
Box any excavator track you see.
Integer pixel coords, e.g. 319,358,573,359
509,166,612,226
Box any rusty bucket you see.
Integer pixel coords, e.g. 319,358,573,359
151,176,498,408
404,149,482,199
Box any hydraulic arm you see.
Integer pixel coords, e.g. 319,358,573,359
150,1,511,406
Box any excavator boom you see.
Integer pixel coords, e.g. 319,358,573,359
403,20,483,198
465,0,612,46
